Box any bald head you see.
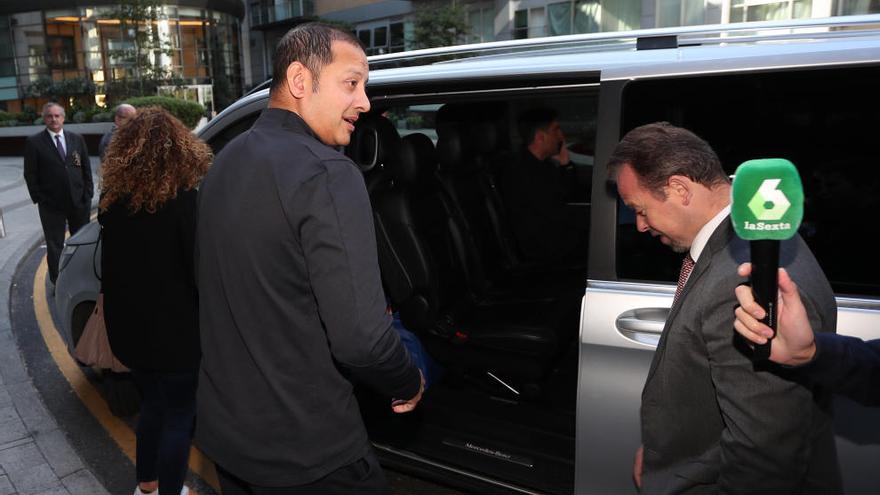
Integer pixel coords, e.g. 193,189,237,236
114,104,137,127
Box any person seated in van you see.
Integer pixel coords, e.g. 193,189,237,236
500,107,588,264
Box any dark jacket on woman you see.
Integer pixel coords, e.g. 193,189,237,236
98,188,200,371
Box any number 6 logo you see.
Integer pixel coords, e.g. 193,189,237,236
747,179,791,221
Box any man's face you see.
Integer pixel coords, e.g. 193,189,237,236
537,120,565,157
616,164,690,253
43,106,65,133
299,41,370,146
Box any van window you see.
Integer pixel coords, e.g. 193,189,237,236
367,94,596,276
616,65,880,297
206,112,260,154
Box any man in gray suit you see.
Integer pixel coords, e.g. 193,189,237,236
608,122,841,494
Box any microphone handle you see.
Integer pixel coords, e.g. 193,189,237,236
750,240,780,360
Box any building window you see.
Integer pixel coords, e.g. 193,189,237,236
548,2,572,35
358,21,408,55
730,0,813,22
0,6,241,112
657,0,706,27
467,7,495,43
514,9,528,38
529,7,547,37
250,0,311,26
513,8,549,38
390,22,405,52
839,0,880,15
374,26,387,49
547,1,602,35
46,36,76,69
358,29,371,49
575,0,601,33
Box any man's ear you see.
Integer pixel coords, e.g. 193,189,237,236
285,62,309,99
667,175,694,205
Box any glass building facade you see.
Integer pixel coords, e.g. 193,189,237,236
0,2,243,114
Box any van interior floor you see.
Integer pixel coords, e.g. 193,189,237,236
358,345,578,494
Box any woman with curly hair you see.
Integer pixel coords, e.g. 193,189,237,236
98,106,211,495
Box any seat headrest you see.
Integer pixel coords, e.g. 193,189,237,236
404,133,436,170
436,127,464,174
387,132,436,188
469,121,498,154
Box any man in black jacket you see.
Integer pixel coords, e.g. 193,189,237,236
196,23,423,494
23,102,93,286
500,107,587,263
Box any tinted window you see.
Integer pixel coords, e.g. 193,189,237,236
206,112,260,154
617,65,880,297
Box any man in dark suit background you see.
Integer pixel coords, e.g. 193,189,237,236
608,122,842,494
23,102,93,286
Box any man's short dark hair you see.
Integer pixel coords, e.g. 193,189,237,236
606,122,730,197
270,22,363,94
518,107,557,145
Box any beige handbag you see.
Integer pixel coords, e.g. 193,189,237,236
73,294,129,372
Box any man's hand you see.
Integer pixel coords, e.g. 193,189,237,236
633,445,644,489
734,263,817,366
391,370,425,413
552,143,570,166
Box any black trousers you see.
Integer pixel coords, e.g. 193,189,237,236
38,202,89,283
216,451,388,495
131,369,198,495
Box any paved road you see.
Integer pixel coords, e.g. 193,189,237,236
0,155,108,495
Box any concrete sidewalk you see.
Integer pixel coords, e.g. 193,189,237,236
0,156,109,495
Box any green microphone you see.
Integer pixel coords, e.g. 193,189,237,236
731,159,804,360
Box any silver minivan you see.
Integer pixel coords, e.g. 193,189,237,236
57,14,880,494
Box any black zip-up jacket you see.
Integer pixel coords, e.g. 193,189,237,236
196,108,420,485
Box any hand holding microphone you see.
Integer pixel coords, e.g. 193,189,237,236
731,159,804,360
734,263,818,365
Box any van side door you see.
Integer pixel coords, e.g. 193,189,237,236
578,65,880,494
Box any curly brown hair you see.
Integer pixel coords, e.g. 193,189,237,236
100,106,212,213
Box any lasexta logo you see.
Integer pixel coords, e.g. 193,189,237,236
747,179,791,221
731,158,803,241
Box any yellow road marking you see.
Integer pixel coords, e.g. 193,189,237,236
32,255,219,493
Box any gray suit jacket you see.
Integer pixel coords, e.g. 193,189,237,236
640,217,842,495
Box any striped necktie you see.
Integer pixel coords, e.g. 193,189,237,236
674,254,695,305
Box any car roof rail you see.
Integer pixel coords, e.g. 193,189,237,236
637,35,678,50
245,78,272,96
369,14,880,69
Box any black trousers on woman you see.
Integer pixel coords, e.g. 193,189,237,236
132,368,198,495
